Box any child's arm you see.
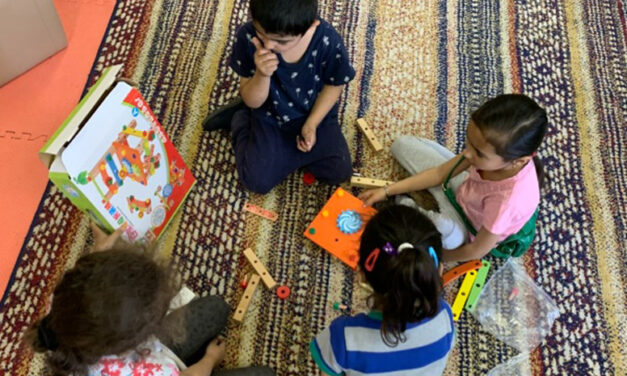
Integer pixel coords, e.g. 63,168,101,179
297,84,345,152
180,337,225,376
442,227,500,262
359,153,470,206
239,37,278,108
89,222,125,252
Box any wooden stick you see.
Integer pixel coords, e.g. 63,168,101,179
356,118,383,152
243,202,278,221
243,248,277,289
233,274,260,322
350,176,394,189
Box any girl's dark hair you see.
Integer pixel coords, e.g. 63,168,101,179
24,247,181,376
250,0,318,36
471,94,548,187
358,204,443,347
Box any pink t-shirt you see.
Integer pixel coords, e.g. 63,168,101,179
455,161,539,241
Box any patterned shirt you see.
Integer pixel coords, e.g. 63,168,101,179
229,19,355,129
85,337,185,376
310,299,455,375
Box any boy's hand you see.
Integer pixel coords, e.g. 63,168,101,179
297,123,317,152
204,336,226,367
252,37,278,77
358,188,386,206
90,221,125,252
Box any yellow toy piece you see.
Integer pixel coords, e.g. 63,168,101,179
451,269,477,321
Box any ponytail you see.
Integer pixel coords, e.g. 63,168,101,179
359,205,443,347
380,245,442,346
532,155,546,189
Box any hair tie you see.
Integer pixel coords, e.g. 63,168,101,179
427,246,439,268
397,243,413,252
37,316,59,351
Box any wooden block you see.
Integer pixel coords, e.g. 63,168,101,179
442,259,482,287
243,202,278,221
356,118,383,152
464,260,491,313
350,176,394,189
243,248,277,289
451,269,477,321
233,274,260,322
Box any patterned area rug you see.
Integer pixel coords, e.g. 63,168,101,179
1,0,626,374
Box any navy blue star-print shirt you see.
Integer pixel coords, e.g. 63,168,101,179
229,19,356,128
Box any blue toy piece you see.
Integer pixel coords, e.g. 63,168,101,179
162,184,173,197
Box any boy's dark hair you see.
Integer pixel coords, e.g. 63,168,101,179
250,0,318,36
24,247,181,376
358,204,443,347
471,93,548,187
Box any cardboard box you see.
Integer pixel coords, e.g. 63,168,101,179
0,0,67,86
40,65,196,243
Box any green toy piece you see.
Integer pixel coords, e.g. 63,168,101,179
74,171,90,185
464,260,491,313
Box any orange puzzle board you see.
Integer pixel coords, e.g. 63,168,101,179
304,188,377,269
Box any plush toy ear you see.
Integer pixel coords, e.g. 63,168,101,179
364,248,380,272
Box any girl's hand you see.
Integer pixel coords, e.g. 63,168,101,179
358,188,386,206
251,37,278,77
90,222,125,252
204,336,226,367
297,123,317,152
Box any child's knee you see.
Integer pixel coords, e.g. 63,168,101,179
391,135,417,158
239,168,276,194
196,295,231,322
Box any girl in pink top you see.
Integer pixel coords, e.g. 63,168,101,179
360,94,547,262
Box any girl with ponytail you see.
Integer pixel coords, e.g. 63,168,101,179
310,204,455,375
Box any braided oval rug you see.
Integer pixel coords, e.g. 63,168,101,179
1,0,625,375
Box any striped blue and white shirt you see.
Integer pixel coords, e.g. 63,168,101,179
310,299,455,375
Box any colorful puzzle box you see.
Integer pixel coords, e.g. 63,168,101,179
39,65,196,243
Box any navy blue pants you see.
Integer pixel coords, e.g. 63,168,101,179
231,109,352,194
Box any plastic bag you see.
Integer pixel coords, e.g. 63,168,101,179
486,352,531,376
471,258,560,353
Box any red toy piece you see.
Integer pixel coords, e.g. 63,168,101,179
240,274,249,289
303,172,315,185
276,285,290,300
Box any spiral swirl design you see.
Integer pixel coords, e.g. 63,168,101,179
337,210,363,235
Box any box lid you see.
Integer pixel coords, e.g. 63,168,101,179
39,64,123,167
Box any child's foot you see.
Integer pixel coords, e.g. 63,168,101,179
202,98,245,131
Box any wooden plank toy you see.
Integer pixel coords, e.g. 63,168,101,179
464,260,491,313
243,248,277,289
304,188,377,269
356,118,383,152
243,202,278,222
451,269,478,321
350,176,395,189
233,274,260,322
442,259,482,286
